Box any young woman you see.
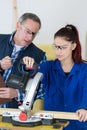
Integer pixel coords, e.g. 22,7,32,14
23,24,87,129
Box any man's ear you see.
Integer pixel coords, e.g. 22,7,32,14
72,43,77,50
16,22,21,30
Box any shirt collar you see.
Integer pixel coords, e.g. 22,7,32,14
9,31,27,50
9,31,16,46
52,60,80,75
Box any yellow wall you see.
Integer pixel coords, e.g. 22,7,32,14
36,44,56,60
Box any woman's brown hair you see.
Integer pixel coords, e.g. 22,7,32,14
54,24,82,63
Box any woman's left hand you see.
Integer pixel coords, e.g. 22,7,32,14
76,109,87,122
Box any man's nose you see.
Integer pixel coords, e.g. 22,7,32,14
27,33,35,40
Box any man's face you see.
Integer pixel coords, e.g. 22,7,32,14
15,19,40,46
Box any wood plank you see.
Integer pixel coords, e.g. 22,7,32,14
0,108,20,115
13,0,18,28
36,110,79,120
0,108,79,120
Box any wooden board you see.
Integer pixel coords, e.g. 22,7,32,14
0,108,79,120
13,0,18,28
36,110,79,120
0,108,20,115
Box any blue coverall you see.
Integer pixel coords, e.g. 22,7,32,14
38,60,87,130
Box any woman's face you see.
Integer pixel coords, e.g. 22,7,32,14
53,36,76,62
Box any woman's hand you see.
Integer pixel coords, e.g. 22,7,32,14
23,56,35,69
76,109,87,122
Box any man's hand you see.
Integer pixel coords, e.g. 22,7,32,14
76,109,87,122
0,56,12,70
0,87,18,99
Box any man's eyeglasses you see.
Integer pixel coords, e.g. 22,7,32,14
53,43,69,50
21,24,38,36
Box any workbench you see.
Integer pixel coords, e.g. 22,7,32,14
0,121,68,130
0,108,78,130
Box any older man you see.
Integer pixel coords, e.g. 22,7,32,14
0,13,46,108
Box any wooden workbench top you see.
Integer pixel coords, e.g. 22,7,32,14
0,108,78,120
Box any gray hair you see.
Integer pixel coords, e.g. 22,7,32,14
18,13,41,29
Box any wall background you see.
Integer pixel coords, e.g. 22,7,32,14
0,0,87,59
